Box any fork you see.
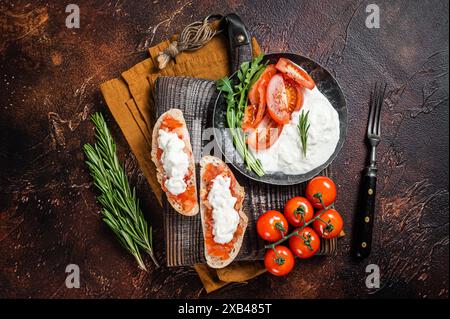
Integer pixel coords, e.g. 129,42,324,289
354,82,387,259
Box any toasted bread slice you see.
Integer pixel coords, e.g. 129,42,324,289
199,156,248,268
151,109,199,216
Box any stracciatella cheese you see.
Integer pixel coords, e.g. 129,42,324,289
157,129,189,195
207,175,240,244
253,86,340,174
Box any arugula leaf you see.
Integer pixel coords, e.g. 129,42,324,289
216,55,267,176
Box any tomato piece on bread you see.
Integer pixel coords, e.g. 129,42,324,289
199,156,248,268
151,109,199,216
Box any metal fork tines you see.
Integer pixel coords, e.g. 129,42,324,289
353,82,387,258
367,82,387,169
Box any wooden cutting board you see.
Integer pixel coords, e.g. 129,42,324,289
155,76,337,266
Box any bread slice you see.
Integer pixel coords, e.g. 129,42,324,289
151,109,199,216
199,156,248,268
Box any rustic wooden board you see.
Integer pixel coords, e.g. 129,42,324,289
155,76,337,266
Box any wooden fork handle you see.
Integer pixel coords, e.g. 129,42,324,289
354,167,377,259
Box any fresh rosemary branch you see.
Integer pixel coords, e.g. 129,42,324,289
83,112,159,271
217,55,266,176
298,110,310,158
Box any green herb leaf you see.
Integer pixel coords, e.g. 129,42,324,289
298,110,310,158
216,55,267,176
216,55,265,176
83,112,159,270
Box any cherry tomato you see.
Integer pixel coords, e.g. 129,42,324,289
264,245,295,276
246,114,283,151
312,208,343,239
305,176,337,209
284,196,314,227
257,210,289,242
266,74,290,124
288,227,321,259
275,58,316,90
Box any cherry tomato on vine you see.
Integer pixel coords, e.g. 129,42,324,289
288,227,321,259
264,245,295,276
284,196,314,227
257,210,289,242
305,176,337,208
312,208,343,239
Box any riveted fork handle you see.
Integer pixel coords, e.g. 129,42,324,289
354,167,377,259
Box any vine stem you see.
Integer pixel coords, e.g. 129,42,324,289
264,193,333,249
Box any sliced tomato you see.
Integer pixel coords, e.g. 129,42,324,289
241,104,257,132
246,65,277,129
266,74,290,124
276,58,315,90
285,81,304,113
248,64,277,105
254,84,267,125
246,114,283,151
294,86,304,111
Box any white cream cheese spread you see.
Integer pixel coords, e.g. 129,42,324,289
157,129,189,195
207,175,240,244
253,86,340,175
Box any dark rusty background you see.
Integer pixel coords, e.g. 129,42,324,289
0,0,448,299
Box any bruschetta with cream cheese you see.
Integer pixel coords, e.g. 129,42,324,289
199,156,248,268
151,109,199,216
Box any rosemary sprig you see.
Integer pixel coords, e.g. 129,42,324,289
217,55,266,176
298,110,310,158
83,112,159,271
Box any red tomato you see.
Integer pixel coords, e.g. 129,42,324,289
241,104,257,132
257,210,289,242
305,176,337,209
264,246,295,276
248,65,277,128
266,74,290,124
288,227,321,259
284,196,314,227
285,80,304,113
275,58,316,90
313,208,343,239
246,114,283,151
248,64,277,105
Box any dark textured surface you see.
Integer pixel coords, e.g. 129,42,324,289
0,0,448,298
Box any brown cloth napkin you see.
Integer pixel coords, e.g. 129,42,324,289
100,31,266,293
